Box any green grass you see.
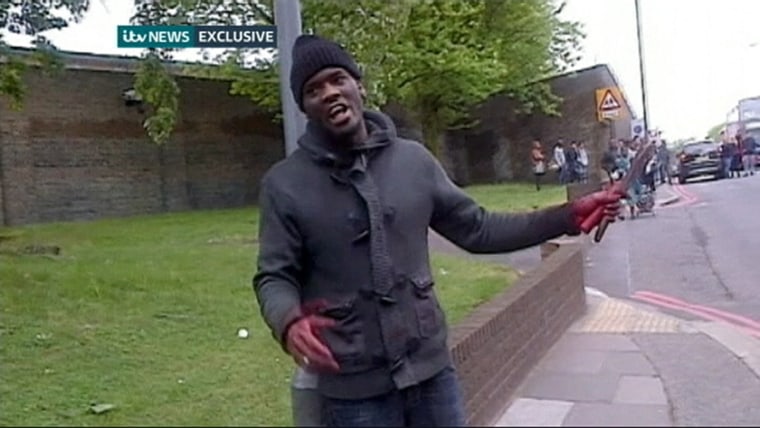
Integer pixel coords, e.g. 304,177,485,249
0,182,562,426
463,182,566,211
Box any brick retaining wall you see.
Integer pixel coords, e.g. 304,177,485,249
449,243,587,425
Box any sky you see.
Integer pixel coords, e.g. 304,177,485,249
3,0,759,141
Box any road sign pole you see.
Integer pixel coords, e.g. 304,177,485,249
634,0,650,139
274,0,307,156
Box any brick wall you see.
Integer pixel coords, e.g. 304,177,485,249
443,65,635,186
0,65,284,226
0,53,633,226
448,242,587,426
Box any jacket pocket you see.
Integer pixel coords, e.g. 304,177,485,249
319,296,367,373
411,276,443,339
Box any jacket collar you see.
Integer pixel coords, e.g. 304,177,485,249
297,110,398,168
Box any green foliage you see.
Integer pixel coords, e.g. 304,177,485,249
0,50,24,110
134,53,180,145
1,0,584,153
0,0,87,108
706,122,724,141
148,0,585,155
0,0,90,35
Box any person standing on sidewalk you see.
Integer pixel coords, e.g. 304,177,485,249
565,140,580,184
253,34,625,427
656,140,672,185
530,140,547,191
732,134,744,177
741,131,757,176
552,140,567,184
719,132,735,179
576,141,589,183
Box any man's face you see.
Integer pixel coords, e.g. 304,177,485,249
301,67,365,139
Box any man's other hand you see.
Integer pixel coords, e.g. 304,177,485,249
571,189,625,233
285,311,340,374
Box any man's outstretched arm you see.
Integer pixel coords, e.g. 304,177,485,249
427,153,616,254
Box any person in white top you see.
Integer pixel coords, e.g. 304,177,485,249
577,141,589,183
553,141,567,183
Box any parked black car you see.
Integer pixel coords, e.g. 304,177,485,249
677,140,722,184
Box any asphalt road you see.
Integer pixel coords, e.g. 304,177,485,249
429,177,760,424
586,174,760,326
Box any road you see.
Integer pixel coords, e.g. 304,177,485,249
429,176,760,424
586,174,760,334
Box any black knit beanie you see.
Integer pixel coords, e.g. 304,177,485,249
290,34,362,110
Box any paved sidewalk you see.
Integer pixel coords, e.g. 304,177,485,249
494,292,760,426
428,187,760,426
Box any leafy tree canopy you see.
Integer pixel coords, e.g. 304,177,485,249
1,0,585,152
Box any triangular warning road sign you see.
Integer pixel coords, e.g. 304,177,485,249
599,90,621,111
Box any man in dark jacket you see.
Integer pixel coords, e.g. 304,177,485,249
253,34,624,427
720,134,738,179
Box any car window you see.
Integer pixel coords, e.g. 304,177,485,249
683,142,716,154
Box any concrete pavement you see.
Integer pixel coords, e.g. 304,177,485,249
494,290,760,426
427,179,760,426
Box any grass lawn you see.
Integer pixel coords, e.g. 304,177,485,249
464,182,566,211
0,182,564,426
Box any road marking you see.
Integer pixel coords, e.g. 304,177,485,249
660,183,699,209
674,183,700,201
631,290,760,338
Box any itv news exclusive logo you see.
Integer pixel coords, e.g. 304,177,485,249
117,25,277,48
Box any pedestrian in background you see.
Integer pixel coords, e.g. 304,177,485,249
720,133,737,179
565,140,580,184
656,140,672,185
552,140,567,184
731,134,743,177
741,131,757,176
576,141,589,183
531,140,547,191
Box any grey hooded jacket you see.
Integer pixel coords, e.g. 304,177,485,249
253,110,579,400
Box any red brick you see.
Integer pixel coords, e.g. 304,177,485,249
449,243,586,426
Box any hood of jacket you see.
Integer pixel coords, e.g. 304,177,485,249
297,110,398,168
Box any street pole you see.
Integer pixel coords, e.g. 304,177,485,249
274,0,307,156
634,0,650,140
273,3,320,424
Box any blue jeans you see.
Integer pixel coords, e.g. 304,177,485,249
723,157,733,177
744,154,757,174
321,366,466,427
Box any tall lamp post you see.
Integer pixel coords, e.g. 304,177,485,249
273,5,321,427
634,0,650,140
274,0,307,156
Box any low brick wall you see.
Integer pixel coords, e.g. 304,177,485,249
448,242,586,426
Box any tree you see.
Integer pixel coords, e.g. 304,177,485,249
135,0,584,154
0,0,91,109
2,0,585,153
705,122,725,141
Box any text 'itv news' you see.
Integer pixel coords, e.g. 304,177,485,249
117,25,277,48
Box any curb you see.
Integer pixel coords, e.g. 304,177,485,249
584,287,609,299
690,320,760,379
657,194,681,207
